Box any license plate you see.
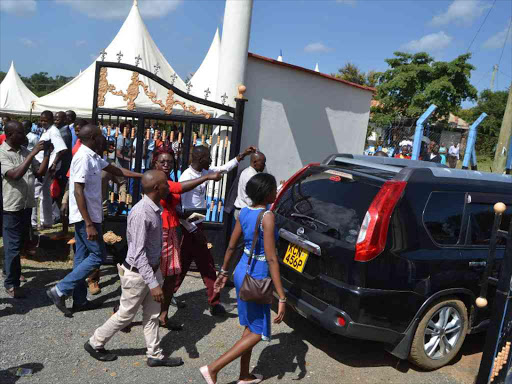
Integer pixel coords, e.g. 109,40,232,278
283,243,309,273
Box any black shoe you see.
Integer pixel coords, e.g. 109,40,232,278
170,297,186,309
147,356,184,367
210,303,235,316
225,279,235,288
46,287,72,316
72,300,102,313
84,341,117,362
159,320,184,331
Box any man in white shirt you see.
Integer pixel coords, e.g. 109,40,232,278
174,144,255,315
233,152,266,220
47,124,142,316
448,142,460,169
33,111,68,229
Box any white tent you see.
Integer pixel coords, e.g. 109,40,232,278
34,0,187,117
0,61,38,115
189,28,221,101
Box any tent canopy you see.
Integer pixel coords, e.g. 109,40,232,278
190,28,221,100
0,61,38,115
34,0,188,118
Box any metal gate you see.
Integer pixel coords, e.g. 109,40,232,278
91,61,247,261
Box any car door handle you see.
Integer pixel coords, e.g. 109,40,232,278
469,261,487,268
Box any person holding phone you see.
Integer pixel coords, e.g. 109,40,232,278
0,121,52,298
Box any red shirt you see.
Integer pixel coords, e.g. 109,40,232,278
161,180,183,229
66,139,82,177
0,134,6,145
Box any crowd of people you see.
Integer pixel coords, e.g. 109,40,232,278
1,111,285,384
366,137,461,168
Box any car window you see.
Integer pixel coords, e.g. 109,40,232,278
467,203,512,246
275,168,379,243
423,192,465,245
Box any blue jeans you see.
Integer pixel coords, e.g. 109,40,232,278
3,209,31,289
56,221,105,306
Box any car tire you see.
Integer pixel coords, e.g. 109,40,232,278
409,297,468,370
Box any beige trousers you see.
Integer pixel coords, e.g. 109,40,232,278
89,264,164,358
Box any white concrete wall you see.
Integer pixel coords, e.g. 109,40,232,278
241,56,373,182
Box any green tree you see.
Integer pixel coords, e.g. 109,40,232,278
0,71,6,83
371,52,478,127
333,63,376,87
458,88,509,156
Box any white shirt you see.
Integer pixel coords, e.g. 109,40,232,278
35,125,67,168
179,157,239,209
234,166,258,209
26,132,39,152
69,144,109,224
449,145,460,159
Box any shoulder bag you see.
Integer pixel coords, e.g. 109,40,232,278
239,210,274,305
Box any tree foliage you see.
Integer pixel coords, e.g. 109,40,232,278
333,63,376,87
457,88,509,156
371,52,478,127
0,71,73,97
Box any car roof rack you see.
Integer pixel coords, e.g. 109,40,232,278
323,154,447,169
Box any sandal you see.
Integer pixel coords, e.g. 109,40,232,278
237,374,263,384
200,366,215,384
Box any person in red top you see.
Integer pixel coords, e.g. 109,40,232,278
151,149,222,329
0,116,10,144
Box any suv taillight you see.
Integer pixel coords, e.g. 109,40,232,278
270,163,320,211
355,180,407,262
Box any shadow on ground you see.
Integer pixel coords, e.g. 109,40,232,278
0,363,44,384
244,302,486,381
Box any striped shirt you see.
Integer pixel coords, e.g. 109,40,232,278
125,195,163,289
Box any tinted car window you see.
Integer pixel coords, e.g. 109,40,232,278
467,203,512,246
423,192,465,245
275,168,379,243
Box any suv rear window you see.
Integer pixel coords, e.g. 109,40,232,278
467,203,512,246
423,192,465,245
275,168,379,243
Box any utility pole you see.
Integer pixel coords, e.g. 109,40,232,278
490,64,498,91
493,83,512,174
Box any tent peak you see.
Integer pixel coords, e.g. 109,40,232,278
133,0,138,7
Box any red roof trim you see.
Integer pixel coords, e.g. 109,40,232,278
248,52,376,93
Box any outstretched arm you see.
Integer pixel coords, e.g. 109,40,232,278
103,164,142,179
179,171,222,193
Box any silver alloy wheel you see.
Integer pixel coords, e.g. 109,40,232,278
423,305,462,360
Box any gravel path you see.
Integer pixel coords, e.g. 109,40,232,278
0,257,483,384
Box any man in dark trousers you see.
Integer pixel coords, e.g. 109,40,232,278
0,121,52,297
176,144,255,315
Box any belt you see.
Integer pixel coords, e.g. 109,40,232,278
122,261,159,273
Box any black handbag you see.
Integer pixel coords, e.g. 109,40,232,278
239,210,274,305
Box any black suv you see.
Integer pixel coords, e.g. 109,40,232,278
273,154,512,370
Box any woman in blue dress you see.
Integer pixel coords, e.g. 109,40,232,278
200,173,287,384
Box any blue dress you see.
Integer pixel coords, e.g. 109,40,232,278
234,207,275,341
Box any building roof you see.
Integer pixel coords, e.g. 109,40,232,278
0,61,38,115
248,53,375,94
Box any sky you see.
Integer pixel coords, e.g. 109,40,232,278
0,0,511,108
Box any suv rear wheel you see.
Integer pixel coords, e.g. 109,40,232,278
409,298,468,370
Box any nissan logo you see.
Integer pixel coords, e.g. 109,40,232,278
297,227,305,236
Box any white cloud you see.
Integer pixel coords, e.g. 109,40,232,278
336,0,356,6
401,31,453,53
304,42,333,53
75,40,87,47
431,0,490,26
55,0,183,20
0,0,37,15
20,38,36,48
482,21,512,49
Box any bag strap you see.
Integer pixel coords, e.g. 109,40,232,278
246,210,266,268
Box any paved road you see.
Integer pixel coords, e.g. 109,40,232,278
0,260,483,384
